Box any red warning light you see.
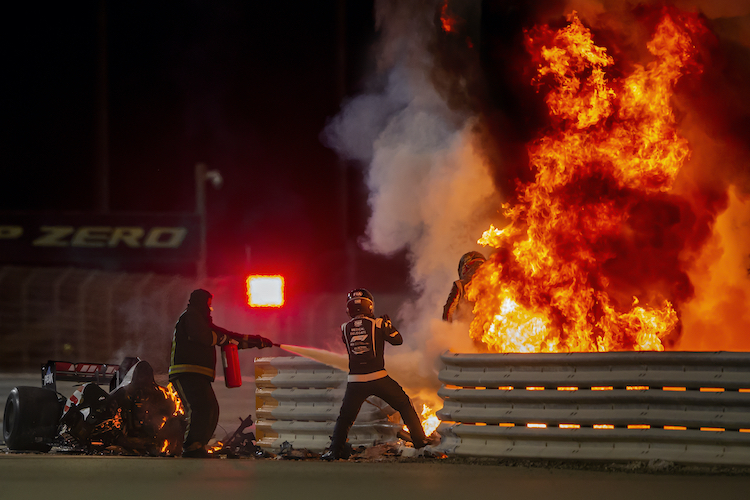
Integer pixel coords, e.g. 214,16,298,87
246,275,285,308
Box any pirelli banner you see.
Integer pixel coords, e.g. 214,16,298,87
0,212,200,270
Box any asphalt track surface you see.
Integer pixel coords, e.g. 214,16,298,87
2,453,750,500
3,373,750,500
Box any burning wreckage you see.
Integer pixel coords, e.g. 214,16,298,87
3,358,259,457
3,355,441,459
4,358,186,455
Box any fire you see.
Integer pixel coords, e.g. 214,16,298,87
420,404,440,437
95,408,123,433
466,10,709,353
158,382,184,416
404,404,441,439
440,0,457,34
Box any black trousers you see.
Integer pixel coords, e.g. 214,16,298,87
329,375,427,452
171,373,219,450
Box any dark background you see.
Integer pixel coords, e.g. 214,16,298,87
1,0,411,295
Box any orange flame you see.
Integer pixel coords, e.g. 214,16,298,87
440,1,457,33
404,404,441,438
93,408,123,434
207,441,224,454
157,382,184,416
466,10,708,353
420,404,441,437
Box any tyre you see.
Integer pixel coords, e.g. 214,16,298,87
3,386,63,452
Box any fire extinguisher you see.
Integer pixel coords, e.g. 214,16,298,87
221,343,242,388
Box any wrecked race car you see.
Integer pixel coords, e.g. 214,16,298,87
3,357,186,455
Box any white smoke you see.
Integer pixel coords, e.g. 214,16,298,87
324,0,500,400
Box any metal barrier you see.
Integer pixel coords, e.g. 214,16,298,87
435,351,750,466
255,356,402,452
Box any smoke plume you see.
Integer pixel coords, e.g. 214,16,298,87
324,0,750,400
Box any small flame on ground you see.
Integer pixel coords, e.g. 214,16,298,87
420,404,441,437
403,404,441,438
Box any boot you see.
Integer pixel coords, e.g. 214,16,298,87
321,449,340,461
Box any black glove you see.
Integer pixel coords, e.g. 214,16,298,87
235,335,266,349
380,314,395,332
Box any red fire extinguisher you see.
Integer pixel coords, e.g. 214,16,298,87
221,343,242,388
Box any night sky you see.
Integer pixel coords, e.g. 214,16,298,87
1,1,410,294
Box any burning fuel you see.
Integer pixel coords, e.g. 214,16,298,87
402,404,441,437
466,10,712,353
420,404,441,437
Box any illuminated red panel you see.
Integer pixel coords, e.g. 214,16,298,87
246,275,284,308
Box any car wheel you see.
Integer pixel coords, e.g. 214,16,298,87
3,386,63,452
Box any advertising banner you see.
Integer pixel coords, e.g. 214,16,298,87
0,212,200,270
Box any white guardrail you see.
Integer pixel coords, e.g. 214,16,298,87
435,351,750,466
254,356,402,452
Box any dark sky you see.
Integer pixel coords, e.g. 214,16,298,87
1,1,410,294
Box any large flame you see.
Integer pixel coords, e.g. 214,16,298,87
466,10,709,353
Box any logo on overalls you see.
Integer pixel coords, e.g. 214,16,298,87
349,320,372,356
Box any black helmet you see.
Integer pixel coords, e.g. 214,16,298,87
458,251,486,280
346,288,374,318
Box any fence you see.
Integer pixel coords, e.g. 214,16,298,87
435,351,750,466
0,265,400,372
0,266,208,370
254,356,402,452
